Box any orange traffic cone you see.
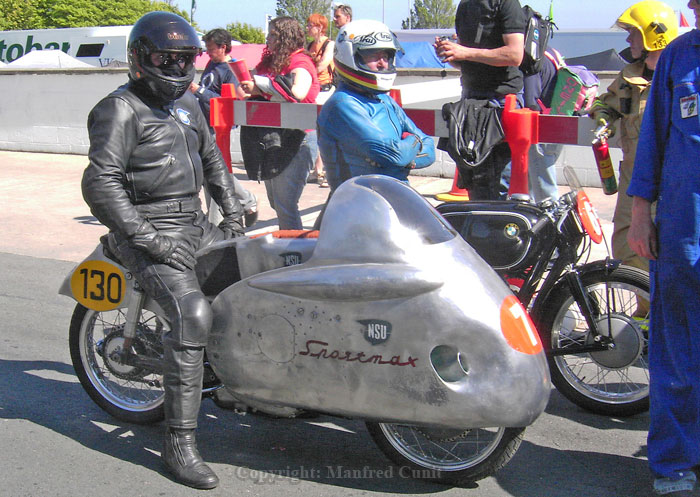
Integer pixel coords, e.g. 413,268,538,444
436,168,470,202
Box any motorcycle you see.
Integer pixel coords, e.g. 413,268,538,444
60,175,551,485
436,166,650,417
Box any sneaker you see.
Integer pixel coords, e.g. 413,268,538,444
318,172,329,188
653,471,696,495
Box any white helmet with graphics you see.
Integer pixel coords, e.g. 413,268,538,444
334,19,401,93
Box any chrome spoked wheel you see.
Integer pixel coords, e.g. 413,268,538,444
366,422,524,484
69,304,165,424
541,266,650,416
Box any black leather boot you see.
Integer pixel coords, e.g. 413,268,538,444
163,428,219,489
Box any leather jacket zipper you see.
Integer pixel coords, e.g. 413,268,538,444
144,154,175,196
171,110,199,192
382,100,401,139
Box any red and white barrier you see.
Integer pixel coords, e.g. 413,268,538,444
210,85,606,196
213,97,598,146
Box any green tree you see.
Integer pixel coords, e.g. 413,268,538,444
0,0,42,30
227,21,265,44
275,0,332,29
402,0,455,29
0,0,190,30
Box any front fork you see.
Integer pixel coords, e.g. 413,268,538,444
118,284,221,393
121,285,146,350
548,258,619,357
113,285,163,372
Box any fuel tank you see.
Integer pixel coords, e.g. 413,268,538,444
208,176,550,429
437,200,556,273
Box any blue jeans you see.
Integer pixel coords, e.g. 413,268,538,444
460,90,523,201
264,131,317,230
527,143,562,203
204,172,257,225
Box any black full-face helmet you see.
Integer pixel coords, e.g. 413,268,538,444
128,11,201,103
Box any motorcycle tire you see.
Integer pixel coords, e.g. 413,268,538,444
69,303,165,424
366,422,524,484
538,265,650,417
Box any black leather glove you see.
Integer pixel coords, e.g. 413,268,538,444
218,215,245,239
128,222,196,271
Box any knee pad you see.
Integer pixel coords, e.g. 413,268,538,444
175,291,213,347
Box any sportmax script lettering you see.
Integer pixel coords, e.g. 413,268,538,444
299,340,418,367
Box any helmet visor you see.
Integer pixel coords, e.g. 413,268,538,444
148,51,197,70
355,48,396,73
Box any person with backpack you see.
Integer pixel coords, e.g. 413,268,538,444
434,0,526,200
588,0,678,310
523,49,563,202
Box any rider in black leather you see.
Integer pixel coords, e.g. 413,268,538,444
81,11,244,490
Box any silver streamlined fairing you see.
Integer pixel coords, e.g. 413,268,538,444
208,175,550,429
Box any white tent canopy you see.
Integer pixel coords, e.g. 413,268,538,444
4,49,93,68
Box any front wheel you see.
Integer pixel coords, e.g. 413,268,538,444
69,303,166,424
538,265,650,416
366,422,524,485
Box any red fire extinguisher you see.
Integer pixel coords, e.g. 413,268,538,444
592,133,618,195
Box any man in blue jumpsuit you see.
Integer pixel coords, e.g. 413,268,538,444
627,8,700,495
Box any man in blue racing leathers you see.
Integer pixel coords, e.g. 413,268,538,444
317,20,435,191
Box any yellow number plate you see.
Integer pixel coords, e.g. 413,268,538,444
70,260,126,311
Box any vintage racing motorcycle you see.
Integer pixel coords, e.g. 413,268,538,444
437,166,650,417
60,175,551,485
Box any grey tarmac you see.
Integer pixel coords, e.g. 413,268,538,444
0,151,650,497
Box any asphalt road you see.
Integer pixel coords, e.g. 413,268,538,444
0,151,651,497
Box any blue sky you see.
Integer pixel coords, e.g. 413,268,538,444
178,1,696,32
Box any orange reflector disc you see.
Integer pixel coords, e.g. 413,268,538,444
500,295,542,354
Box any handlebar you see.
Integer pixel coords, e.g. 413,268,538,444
528,214,552,237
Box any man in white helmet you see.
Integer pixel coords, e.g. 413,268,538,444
317,20,435,190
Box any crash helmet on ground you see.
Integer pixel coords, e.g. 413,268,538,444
615,0,679,51
128,11,201,103
333,19,401,93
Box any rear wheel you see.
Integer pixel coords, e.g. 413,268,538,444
69,303,166,424
366,422,524,484
538,266,650,416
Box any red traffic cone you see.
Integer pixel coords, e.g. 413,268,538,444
389,88,402,107
436,169,470,202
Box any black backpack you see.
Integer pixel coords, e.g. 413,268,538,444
520,5,556,76
437,99,505,170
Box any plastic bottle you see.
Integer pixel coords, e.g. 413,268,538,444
591,136,618,195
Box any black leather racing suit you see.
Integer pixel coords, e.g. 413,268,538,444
82,81,243,429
